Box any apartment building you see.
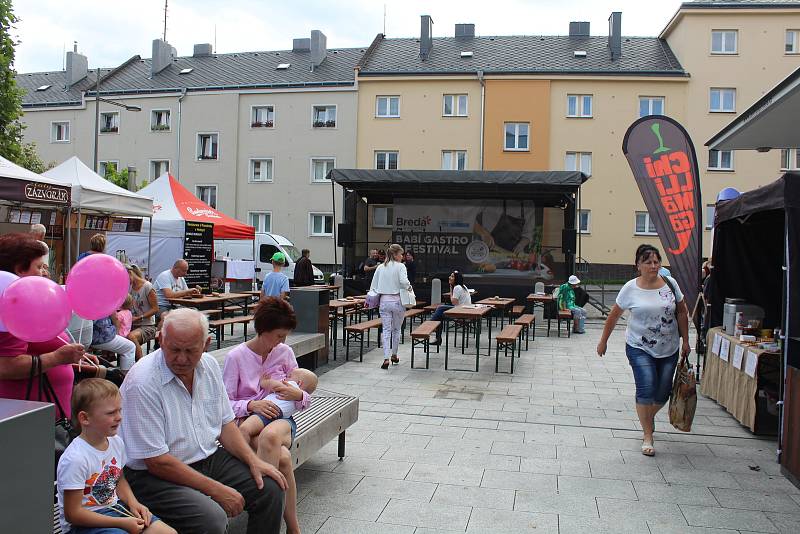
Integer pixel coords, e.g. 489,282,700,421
17,32,361,266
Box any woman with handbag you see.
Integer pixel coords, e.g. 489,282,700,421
369,244,413,369
596,244,690,456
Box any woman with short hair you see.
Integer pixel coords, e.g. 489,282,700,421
370,243,413,369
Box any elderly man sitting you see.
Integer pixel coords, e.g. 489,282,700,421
558,275,588,334
121,308,286,533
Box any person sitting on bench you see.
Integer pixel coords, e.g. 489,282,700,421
431,271,472,345
558,275,587,334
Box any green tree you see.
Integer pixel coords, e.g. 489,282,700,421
16,141,54,173
103,163,130,190
0,0,24,163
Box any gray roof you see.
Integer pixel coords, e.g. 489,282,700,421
357,35,684,76
17,68,112,107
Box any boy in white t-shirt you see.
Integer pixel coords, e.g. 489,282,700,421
57,379,176,534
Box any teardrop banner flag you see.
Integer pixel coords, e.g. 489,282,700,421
622,115,702,308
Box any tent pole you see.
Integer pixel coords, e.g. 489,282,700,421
331,175,338,277
147,216,153,279
75,208,82,265
252,237,257,290
65,208,71,274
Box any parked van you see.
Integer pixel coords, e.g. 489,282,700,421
214,233,324,285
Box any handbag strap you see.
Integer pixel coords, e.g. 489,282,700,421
41,370,68,420
25,354,40,401
660,275,677,297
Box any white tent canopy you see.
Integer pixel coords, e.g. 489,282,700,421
0,155,64,184
43,156,153,217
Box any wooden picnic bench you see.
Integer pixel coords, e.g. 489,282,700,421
495,324,523,374
557,309,572,338
514,313,536,350
410,320,440,369
344,318,383,361
208,314,255,349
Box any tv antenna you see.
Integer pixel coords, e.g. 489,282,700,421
163,0,168,41
383,4,386,35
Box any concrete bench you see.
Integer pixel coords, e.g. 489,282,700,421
495,324,523,374
208,315,255,349
514,313,536,350
410,320,440,369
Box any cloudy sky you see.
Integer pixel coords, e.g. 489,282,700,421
12,0,685,73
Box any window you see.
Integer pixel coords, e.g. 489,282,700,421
313,105,336,128
709,88,736,113
443,94,468,117
705,205,715,230
196,185,217,208
373,205,394,229
311,158,335,182
442,150,467,170
565,152,592,177
249,159,273,182
781,148,800,170
711,30,738,54
786,30,800,53
150,109,171,131
639,97,664,117
251,106,274,128
309,213,333,236
249,212,272,233
51,121,70,143
100,112,119,133
635,211,658,235
98,161,119,178
197,133,219,160
567,94,593,117
376,96,400,118
149,160,169,179
504,122,529,151
375,151,398,170
708,149,734,170
578,209,591,234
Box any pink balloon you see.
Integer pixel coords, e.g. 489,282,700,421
0,270,20,332
66,254,130,320
0,276,71,342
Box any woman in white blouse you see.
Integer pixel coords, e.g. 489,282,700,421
369,244,413,369
430,271,471,345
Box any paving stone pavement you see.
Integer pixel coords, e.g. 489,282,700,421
280,319,797,534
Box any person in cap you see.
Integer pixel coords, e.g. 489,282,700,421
261,252,290,300
557,275,587,334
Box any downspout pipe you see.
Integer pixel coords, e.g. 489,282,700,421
174,88,188,180
477,70,485,170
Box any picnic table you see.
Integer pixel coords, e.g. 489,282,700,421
167,292,252,318
328,298,364,360
442,288,477,300
443,304,494,372
527,292,553,313
476,297,516,328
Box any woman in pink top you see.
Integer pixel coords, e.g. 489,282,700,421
223,297,313,534
0,234,94,419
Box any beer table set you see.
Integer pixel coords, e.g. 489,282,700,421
443,304,494,372
167,292,253,317
476,297,516,329
328,297,365,361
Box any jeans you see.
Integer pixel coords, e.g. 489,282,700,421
92,335,137,370
625,345,679,405
569,306,587,320
67,502,161,533
379,296,405,359
431,305,453,321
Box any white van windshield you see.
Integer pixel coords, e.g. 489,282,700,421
282,245,302,262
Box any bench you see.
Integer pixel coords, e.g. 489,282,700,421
511,305,525,317
200,309,222,318
495,324,523,374
402,308,425,340
514,313,536,350
208,315,255,349
344,318,383,362
410,320,440,369
557,309,572,338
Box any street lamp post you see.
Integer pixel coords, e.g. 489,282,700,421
92,67,142,174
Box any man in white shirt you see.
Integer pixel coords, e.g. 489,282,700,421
120,308,286,533
153,259,201,313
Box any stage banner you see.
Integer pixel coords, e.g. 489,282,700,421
623,115,702,307
391,199,554,280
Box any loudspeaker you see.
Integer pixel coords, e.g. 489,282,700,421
562,229,577,254
337,223,353,247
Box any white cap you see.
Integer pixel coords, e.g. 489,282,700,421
568,275,581,285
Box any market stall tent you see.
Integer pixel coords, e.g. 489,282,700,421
0,155,71,208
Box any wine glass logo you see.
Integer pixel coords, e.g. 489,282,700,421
651,122,671,154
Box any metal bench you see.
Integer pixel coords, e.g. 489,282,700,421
410,320,440,369
495,324,523,374
514,313,536,350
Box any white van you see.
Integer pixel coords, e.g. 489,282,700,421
214,233,324,285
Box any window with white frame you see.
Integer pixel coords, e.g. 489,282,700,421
150,109,171,131
373,205,394,229
249,159,273,182
196,185,217,208
375,151,398,170
98,160,119,178
708,149,734,170
197,133,219,160
710,88,736,112
786,30,800,53
567,94,593,117
51,121,70,143
504,122,529,151
311,158,334,182
375,96,400,118
639,96,665,117
251,106,274,128
309,213,333,236
248,211,272,233
711,30,738,54
705,204,715,230
578,209,591,234
442,150,467,170
100,112,119,133
565,152,592,177
635,211,658,235
149,160,169,179
780,148,800,170
313,105,336,128
443,94,468,117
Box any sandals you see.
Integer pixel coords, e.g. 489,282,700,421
641,440,655,456
391,355,400,364
381,359,390,369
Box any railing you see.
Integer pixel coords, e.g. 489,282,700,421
577,255,612,317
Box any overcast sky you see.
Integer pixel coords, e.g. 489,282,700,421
12,0,685,73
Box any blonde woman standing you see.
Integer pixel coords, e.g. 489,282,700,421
369,244,413,369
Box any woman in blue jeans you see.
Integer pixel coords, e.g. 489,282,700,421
596,244,690,456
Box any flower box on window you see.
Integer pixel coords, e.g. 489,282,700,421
151,123,170,131
100,126,119,133
251,120,274,128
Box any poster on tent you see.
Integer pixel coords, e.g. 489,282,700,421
391,199,560,281
183,221,213,290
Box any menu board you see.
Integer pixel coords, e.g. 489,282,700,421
720,338,731,362
109,217,143,233
183,221,213,289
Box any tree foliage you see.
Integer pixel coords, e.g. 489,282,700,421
0,0,24,163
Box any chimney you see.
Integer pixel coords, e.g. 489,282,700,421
420,15,433,60
310,30,327,69
293,38,310,52
569,21,590,38
151,39,176,76
193,43,213,57
65,45,88,88
455,23,475,40
608,12,622,60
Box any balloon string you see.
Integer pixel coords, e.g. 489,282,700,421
77,318,84,346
